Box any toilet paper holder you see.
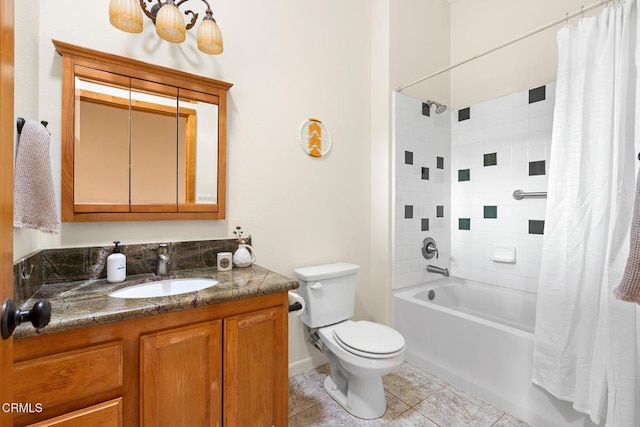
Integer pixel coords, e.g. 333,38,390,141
287,291,305,317
288,301,303,312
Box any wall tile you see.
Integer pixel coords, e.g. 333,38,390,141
458,169,470,182
422,167,430,180
405,151,414,165
450,83,554,293
394,92,451,289
529,160,545,176
483,152,498,167
405,205,414,219
458,107,470,122
529,85,546,104
528,220,545,235
422,102,431,117
483,206,498,219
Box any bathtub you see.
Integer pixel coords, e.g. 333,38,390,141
393,277,596,427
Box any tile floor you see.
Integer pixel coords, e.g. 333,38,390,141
288,362,531,427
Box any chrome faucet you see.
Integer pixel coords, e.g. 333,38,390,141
427,265,449,277
156,243,171,276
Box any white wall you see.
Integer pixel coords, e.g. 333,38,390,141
450,0,601,109
13,2,39,259
391,0,451,106
13,0,593,375
14,0,374,374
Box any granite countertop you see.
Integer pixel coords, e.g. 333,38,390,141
14,264,298,339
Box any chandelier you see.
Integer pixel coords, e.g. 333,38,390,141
109,0,223,55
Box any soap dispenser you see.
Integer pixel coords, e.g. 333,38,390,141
107,241,126,283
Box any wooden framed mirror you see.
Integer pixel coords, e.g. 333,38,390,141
54,40,232,222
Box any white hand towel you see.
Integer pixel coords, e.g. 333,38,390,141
13,120,60,234
614,171,640,304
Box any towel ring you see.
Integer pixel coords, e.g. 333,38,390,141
17,117,49,135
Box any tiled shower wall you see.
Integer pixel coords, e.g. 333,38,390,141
393,92,451,289
393,83,554,293
450,83,555,293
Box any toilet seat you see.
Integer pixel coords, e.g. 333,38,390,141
332,321,405,359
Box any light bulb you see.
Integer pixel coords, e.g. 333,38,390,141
155,1,186,43
197,13,223,55
109,0,143,34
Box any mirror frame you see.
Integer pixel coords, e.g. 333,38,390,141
53,40,233,222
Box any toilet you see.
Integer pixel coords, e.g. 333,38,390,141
294,262,405,419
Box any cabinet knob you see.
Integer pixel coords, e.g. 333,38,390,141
1,299,52,339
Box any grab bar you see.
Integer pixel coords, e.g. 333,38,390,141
513,189,547,200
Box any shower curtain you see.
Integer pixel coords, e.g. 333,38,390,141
532,1,640,426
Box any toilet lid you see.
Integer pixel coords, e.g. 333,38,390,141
333,321,405,358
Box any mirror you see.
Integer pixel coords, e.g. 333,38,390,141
55,40,232,221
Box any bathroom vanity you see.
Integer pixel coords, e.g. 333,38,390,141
11,264,296,427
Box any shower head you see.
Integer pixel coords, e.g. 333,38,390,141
426,100,447,114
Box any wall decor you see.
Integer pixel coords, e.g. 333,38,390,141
299,118,331,158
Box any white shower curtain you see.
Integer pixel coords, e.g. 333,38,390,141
532,1,640,426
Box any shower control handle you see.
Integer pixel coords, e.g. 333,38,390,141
421,237,439,260
426,243,439,259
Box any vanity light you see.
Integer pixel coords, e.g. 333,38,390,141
108,0,224,55
109,0,144,33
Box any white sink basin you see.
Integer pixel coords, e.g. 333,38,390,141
108,278,219,299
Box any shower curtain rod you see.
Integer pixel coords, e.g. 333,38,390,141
397,0,612,92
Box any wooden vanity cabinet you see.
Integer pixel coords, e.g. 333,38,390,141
224,307,287,426
140,321,223,426
12,292,288,427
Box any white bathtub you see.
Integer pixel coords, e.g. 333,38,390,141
393,277,596,427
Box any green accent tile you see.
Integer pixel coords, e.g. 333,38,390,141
484,152,497,167
458,169,470,182
484,205,498,219
458,218,471,230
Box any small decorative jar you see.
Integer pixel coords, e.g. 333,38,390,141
233,242,256,268
217,252,233,271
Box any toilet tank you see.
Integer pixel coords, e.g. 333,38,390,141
294,263,360,328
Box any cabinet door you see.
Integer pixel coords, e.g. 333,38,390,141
140,321,222,427
224,306,287,427
14,342,123,416
26,398,122,427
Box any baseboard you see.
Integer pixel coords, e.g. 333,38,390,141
288,354,328,378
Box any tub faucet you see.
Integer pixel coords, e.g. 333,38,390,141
156,243,171,276
427,264,449,277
